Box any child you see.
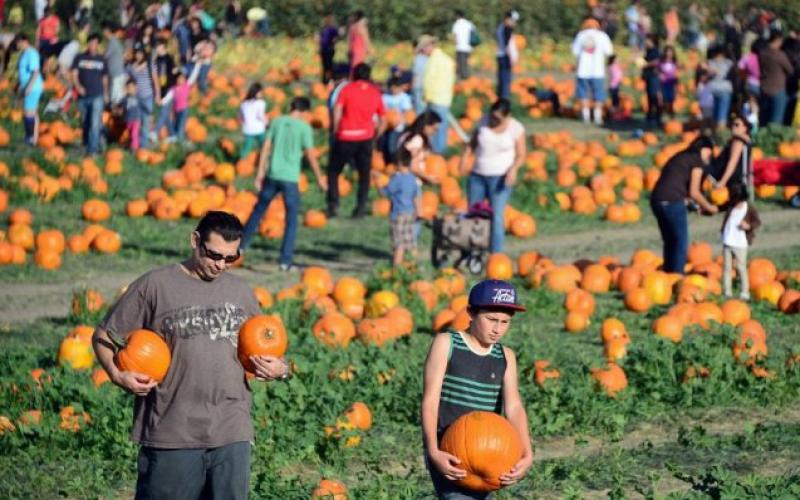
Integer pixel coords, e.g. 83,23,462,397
608,55,623,118
421,279,534,499
742,93,759,135
721,183,761,300
161,70,192,142
239,82,268,160
374,148,421,266
381,77,413,164
696,68,714,125
659,46,679,117
124,79,141,151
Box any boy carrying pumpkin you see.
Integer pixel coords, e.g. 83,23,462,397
421,279,534,498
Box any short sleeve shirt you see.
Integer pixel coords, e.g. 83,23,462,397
335,81,385,142
382,171,420,219
651,151,704,203
18,47,43,91
72,52,108,97
99,264,261,448
267,115,314,183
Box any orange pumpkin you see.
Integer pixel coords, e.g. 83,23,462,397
304,209,327,228
591,362,628,397
92,230,122,253
580,264,611,293
721,299,751,326
652,315,684,343
439,411,523,493
311,479,348,499
113,329,172,382
564,311,589,333
563,288,595,316
601,318,630,345
237,315,288,373
35,229,65,254
624,287,652,313
333,277,366,305
312,312,356,348
302,266,334,298
58,336,94,370
81,199,112,222
485,253,514,280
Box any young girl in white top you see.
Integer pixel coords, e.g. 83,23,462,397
721,183,761,300
239,82,268,160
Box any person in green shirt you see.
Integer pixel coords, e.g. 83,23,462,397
240,97,326,271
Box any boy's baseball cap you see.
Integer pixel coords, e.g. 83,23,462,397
468,280,526,312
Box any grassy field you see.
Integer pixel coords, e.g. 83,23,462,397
1,37,800,498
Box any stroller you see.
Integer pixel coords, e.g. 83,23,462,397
430,203,491,275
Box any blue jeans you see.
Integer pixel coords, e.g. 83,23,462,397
651,200,689,274
497,56,512,100
712,90,732,125
467,173,511,253
427,104,449,154
79,95,104,154
241,178,300,266
186,62,212,95
761,90,788,126
155,103,172,138
138,95,154,148
412,87,425,113
173,109,188,140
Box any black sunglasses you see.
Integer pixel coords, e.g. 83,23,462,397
200,241,240,264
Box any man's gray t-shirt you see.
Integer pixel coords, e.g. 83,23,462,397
105,35,125,78
100,263,261,449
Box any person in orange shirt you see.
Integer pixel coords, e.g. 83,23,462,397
36,7,61,59
664,6,680,45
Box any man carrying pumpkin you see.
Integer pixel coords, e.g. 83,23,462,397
421,279,534,498
92,211,289,499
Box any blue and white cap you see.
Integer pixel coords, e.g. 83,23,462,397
468,280,526,312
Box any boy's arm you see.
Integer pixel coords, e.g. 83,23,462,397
421,333,467,480
304,147,327,191
499,348,534,485
254,138,272,189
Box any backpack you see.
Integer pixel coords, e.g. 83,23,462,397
469,27,481,47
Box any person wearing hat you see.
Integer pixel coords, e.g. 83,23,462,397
495,10,520,100
419,34,455,154
421,279,534,499
571,16,614,125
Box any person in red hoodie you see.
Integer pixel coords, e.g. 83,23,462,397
328,62,386,218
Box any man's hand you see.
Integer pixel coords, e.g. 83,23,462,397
253,173,264,190
113,371,158,396
250,355,288,381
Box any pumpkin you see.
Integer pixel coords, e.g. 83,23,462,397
624,287,652,313
652,315,684,343
385,306,414,337
339,402,372,430
67,234,90,253
126,199,149,217
81,199,112,222
237,315,288,373
778,289,800,314
356,317,394,346
591,362,628,397
58,336,94,370
311,479,348,499
302,266,334,298
534,360,560,387
754,281,785,306
748,258,777,291
517,251,539,277
544,266,579,293
564,311,589,333
509,214,536,238
486,253,514,280
616,267,642,292
35,229,65,254
433,309,456,332
604,338,628,361
692,302,724,330
563,288,595,316
113,329,172,382
92,230,122,253
580,264,611,293
601,318,629,345
312,312,356,348
365,290,400,318
439,411,523,493
643,271,672,305
721,299,751,326
732,320,768,365
304,209,327,228
687,242,713,266
71,289,105,315
253,286,274,308
34,249,62,270
91,368,111,387
332,277,366,305
8,223,34,250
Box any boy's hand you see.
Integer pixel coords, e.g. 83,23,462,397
429,449,466,481
499,452,533,485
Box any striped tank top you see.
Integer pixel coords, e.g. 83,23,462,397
437,331,506,436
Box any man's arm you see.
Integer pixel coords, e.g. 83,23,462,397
332,103,343,136
92,327,158,396
499,348,534,485
305,147,327,191
254,137,272,189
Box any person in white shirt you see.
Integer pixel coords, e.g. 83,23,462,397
459,98,526,253
239,82,268,160
451,10,476,80
571,17,614,125
721,183,761,300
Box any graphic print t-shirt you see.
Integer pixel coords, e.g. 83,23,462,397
100,264,261,448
